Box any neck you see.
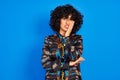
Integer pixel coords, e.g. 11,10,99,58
59,30,66,37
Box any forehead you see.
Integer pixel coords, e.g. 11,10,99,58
61,14,75,20
68,14,72,18
62,14,72,18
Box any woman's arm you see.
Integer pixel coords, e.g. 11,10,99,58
41,36,60,71
69,35,85,66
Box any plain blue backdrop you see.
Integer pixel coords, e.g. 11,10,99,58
0,0,120,80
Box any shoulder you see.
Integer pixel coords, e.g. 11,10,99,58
70,34,82,40
44,34,59,42
44,34,60,46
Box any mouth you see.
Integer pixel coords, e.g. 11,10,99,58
65,25,69,29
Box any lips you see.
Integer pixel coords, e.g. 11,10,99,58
65,25,69,29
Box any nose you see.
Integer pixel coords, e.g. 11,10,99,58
66,19,70,25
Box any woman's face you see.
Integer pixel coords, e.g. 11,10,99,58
60,15,75,34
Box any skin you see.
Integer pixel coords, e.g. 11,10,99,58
59,14,85,66
59,14,74,37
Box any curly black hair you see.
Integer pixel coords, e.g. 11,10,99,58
49,4,84,34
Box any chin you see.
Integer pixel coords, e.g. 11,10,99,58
64,28,68,31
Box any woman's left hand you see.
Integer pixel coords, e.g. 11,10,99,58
69,57,85,66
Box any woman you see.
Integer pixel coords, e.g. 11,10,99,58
41,4,85,80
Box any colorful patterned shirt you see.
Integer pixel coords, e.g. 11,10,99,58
41,33,83,80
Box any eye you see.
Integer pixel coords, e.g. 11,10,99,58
70,17,74,21
62,17,66,20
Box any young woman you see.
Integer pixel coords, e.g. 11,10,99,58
41,4,85,80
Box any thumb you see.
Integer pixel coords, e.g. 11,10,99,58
78,57,85,62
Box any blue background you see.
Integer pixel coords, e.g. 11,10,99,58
0,0,120,80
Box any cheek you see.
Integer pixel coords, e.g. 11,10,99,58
60,20,64,25
60,22,63,27
71,21,75,26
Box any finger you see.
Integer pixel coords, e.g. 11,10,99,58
78,57,85,61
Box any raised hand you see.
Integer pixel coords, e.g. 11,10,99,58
64,19,74,37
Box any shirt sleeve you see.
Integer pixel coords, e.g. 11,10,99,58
68,35,83,61
41,36,60,71
74,35,83,56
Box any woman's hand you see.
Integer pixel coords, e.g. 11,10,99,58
65,26,73,37
69,57,85,66
65,21,74,37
